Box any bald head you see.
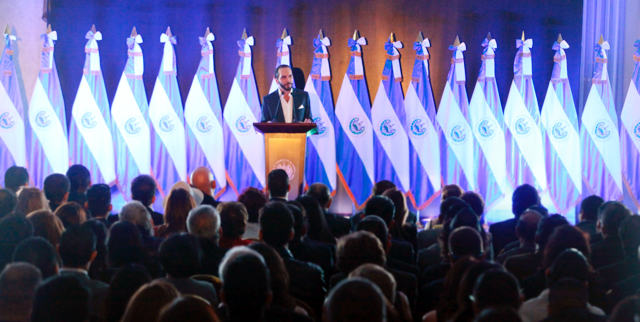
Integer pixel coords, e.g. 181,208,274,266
190,167,215,196
517,210,543,242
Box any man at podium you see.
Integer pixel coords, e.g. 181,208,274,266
261,65,312,123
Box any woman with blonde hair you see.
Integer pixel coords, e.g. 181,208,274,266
54,202,87,228
26,210,65,246
15,187,50,216
120,280,180,322
156,188,196,238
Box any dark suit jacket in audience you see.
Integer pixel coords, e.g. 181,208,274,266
324,211,352,238
146,205,164,226
387,257,420,282
198,238,228,277
417,278,444,317
590,235,625,269
330,267,417,308
289,237,335,277
501,240,520,254
216,304,313,322
389,238,414,265
504,252,541,284
417,243,442,274
608,274,640,312
274,246,326,317
540,308,607,322
496,242,536,265
421,262,450,287
417,228,441,251
60,270,109,314
488,218,518,256
598,256,640,289
159,277,218,308
68,191,87,207
201,194,220,208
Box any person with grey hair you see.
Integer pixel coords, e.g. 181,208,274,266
218,246,264,281
187,205,227,277
325,278,387,322
0,262,42,322
119,201,164,255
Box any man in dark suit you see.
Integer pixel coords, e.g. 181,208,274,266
575,195,604,243
85,184,113,228
43,174,70,212
306,183,352,238
489,184,540,255
3,166,29,194
190,167,220,208
266,169,290,202
598,216,640,288
591,201,632,269
118,201,164,255
363,195,415,265
66,164,91,207
131,175,164,226
288,202,335,277
496,210,543,264
186,205,228,277
261,65,311,123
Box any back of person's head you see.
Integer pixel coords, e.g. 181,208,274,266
131,175,156,206
86,184,111,218
4,166,28,192
217,201,248,239
66,165,90,192
43,174,70,206
364,195,395,226
218,246,264,279
440,256,480,322
15,187,49,216
516,210,543,242
449,208,481,231
438,196,468,223
325,278,387,322
12,237,58,279
348,263,396,303
221,253,271,316
306,183,332,208
0,263,41,320
457,262,504,318
247,242,295,310
107,221,145,268
442,184,464,200
473,308,522,322
119,201,153,235
158,296,219,322
580,195,604,222
164,188,196,231
187,205,220,242
54,202,87,228
31,275,90,322
237,187,268,223
543,225,590,268
382,188,408,223
527,204,549,217
472,270,521,313
286,202,306,240
548,278,588,314
547,249,589,286
609,295,640,322
120,280,180,322
620,216,640,258
535,214,569,252
103,264,152,322
0,215,33,269
295,195,334,243
0,189,17,218
337,231,386,274
26,210,64,247
372,180,396,196
259,201,293,247
511,184,539,218
449,227,484,260
58,224,95,268
159,233,202,278
267,169,289,198
598,201,632,237
461,191,485,217
356,216,389,248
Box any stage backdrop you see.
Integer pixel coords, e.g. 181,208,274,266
47,0,582,127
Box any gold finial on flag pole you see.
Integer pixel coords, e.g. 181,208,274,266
281,28,289,39
353,29,360,40
389,33,396,43
557,33,563,43
453,35,460,47
131,26,137,37
91,24,96,33
205,27,211,38
46,24,52,34
241,28,248,40
165,26,172,38
318,29,324,39
521,31,525,41
487,32,492,40
416,31,424,43
598,34,604,45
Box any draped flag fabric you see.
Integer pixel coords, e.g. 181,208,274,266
334,33,374,208
185,30,227,197
0,28,28,187
504,36,547,192
269,31,295,93
468,35,508,210
372,36,410,192
304,32,337,192
581,39,623,201
621,40,640,207
540,37,581,213
148,28,187,197
436,39,476,191
69,27,116,186
405,35,441,209
111,30,151,199
223,31,265,195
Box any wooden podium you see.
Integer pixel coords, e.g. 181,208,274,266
253,123,318,200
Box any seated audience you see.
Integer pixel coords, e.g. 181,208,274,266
102,264,152,322
591,201,632,269
472,270,522,317
422,256,479,322
86,183,113,227
598,215,640,288
4,166,29,194
0,189,17,218
66,164,91,206
442,184,464,201
0,263,41,322
608,295,640,322
237,187,268,240
364,195,414,265
31,276,90,322
0,215,33,270
351,180,397,228
306,182,352,238
473,308,522,322
120,281,180,322
349,263,412,322
131,174,163,225
460,191,485,222
496,209,543,264
218,202,252,248
43,173,70,212
383,188,418,249
417,196,469,267
15,187,49,216
107,221,159,278
575,195,604,241
451,262,503,322
82,220,109,282
542,278,607,322
26,210,64,246
489,184,540,255
12,237,59,279
157,188,196,238
190,166,220,208
119,201,163,255
266,169,290,202
158,233,218,307
296,195,336,244
158,296,220,322
54,202,87,227
287,201,335,277
186,205,227,276
324,278,387,322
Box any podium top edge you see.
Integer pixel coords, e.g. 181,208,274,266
253,122,318,135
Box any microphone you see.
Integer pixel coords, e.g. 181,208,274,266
272,90,284,123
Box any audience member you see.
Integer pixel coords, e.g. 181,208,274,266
287,201,335,277
324,278,387,322
107,221,159,278
608,295,640,322
598,215,640,288
83,219,109,281
0,263,41,322
4,166,29,193
131,174,163,225
238,187,268,240
451,262,503,322
542,278,607,322
13,237,59,279
591,201,632,269
267,169,290,201
296,195,335,244
15,187,49,216
66,164,91,206
120,281,180,322
158,233,218,307
157,188,196,238
0,189,17,218
422,256,479,322
43,173,70,212
54,202,87,227
191,167,220,208
490,184,540,255
576,195,604,241
349,263,412,322
218,201,252,248
496,210,543,264
442,184,464,201
86,183,112,227
26,210,64,246
383,188,418,248
364,195,414,265
306,182,352,238
472,270,522,316
31,276,90,322
0,215,33,270
218,251,271,322
119,201,163,255
187,205,227,276
460,191,485,220
473,308,522,322
102,264,152,322
158,296,220,322
350,180,397,228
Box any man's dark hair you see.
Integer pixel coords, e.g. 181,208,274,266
580,195,604,221
267,169,289,198
0,263,42,320
306,183,331,208
286,202,306,240
449,227,483,259
474,308,523,322
43,174,70,206
473,270,521,312
438,196,469,223
517,211,543,242
131,175,156,206
274,64,292,78
0,216,34,270
31,276,90,322
107,221,146,269
4,166,28,192
237,187,268,223
543,226,590,268
372,180,396,196
356,215,389,247
619,216,640,258
66,165,91,192
548,278,588,312
218,202,248,239
0,189,17,218
87,184,111,218
58,225,96,268
222,254,271,317
547,249,589,286
364,195,395,226
597,201,632,237
259,202,294,247
158,233,202,278
461,191,485,217
511,184,540,218
442,184,464,200
535,214,569,253
13,237,58,279
325,278,387,322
